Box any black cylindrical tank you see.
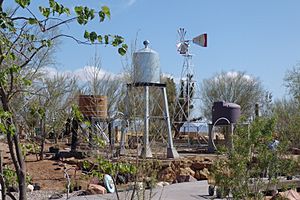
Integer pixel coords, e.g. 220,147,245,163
212,101,241,125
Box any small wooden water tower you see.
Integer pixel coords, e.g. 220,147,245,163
76,95,108,149
78,95,108,119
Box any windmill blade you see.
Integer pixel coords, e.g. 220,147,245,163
192,33,207,47
177,28,190,54
178,28,187,43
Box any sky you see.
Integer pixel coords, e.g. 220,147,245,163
7,0,300,99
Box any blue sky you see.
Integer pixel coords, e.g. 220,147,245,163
8,0,300,99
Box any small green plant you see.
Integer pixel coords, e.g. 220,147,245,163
3,166,17,188
82,156,136,181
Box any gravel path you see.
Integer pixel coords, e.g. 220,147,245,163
1,191,64,200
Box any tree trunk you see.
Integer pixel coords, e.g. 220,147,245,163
39,118,46,160
71,119,78,152
0,88,27,200
13,134,27,200
0,150,6,200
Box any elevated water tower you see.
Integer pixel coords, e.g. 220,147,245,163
121,40,179,158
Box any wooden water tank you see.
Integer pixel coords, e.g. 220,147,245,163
78,95,107,119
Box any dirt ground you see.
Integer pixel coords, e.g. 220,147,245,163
0,141,89,192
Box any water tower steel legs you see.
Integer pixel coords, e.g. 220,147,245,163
162,87,179,158
141,86,153,158
119,88,129,156
124,83,179,159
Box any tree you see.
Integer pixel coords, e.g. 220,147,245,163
0,1,127,199
273,98,300,148
284,63,300,101
273,64,300,149
172,74,200,138
83,54,125,117
31,73,78,160
200,71,265,120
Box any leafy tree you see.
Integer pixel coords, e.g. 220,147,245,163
200,71,265,120
0,1,127,199
28,73,78,159
271,64,300,149
284,64,300,101
273,99,300,148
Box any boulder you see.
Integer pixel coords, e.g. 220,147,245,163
86,184,107,195
158,166,176,183
176,175,187,183
185,175,197,182
276,189,300,200
191,161,211,171
195,168,210,180
176,167,196,183
33,183,41,191
179,158,193,168
27,184,34,192
176,167,195,176
89,177,100,185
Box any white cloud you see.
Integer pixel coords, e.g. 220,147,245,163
42,66,120,82
226,71,252,81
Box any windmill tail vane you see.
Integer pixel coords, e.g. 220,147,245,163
176,28,207,55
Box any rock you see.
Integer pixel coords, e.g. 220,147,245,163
158,166,176,183
191,161,211,171
116,174,126,184
204,157,212,162
156,181,170,187
86,184,107,195
191,162,205,171
27,184,34,192
178,167,195,176
176,175,187,183
8,186,18,192
179,158,193,168
33,183,41,191
185,175,197,182
175,167,195,183
89,177,100,185
277,189,300,200
49,193,63,199
195,168,210,180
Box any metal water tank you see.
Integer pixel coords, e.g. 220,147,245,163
212,101,241,125
133,40,160,83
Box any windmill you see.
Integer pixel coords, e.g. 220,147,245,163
176,28,207,55
173,28,207,141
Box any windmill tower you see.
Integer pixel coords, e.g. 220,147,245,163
173,28,207,140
